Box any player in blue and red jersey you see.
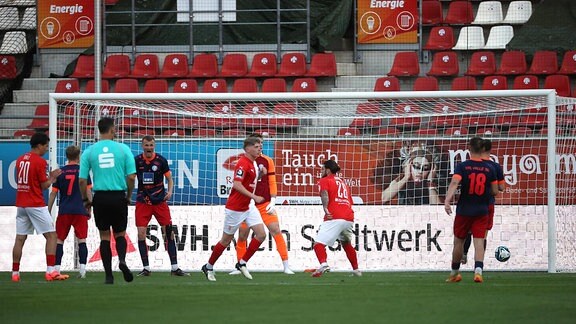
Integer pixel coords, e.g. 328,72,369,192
444,137,499,283
135,136,188,277
201,136,267,281
48,145,91,279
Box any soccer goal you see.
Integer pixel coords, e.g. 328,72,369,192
48,90,576,273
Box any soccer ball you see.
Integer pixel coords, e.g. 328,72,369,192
495,246,511,262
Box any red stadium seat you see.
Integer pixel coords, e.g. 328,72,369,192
518,106,547,128
527,50,559,75
543,74,571,97
558,50,576,75
444,127,469,136
188,53,218,78
476,127,499,136
377,127,399,136
0,55,17,79
179,103,208,129
55,79,79,93
416,128,438,136
427,51,459,77
306,53,337,77
465,51,496,76
247,53,277,77
219,53,248,77
232,78,258,92
143,79,168,93
429,102,459,128
388,52,419,77
276,53,307,77
493,115,521,128
173,79,198,93
349,102,381,128
423,26,455,51
374,76,400,92
451,76,477,91
85,79,110,93
242,103,269,128
206,103,238,128
202,79,227,93
13,129,36,138
337,128,361,136
129,54,160,78
27,105,49,130
254,128,277,137
482,76,508,90
269,102,299,128
292,78,317,92
444,1,474,25
261,78,287,92
222,128,247,137
496,51,527,75
193,129,217,137
421,0,443,25
133,129,157,137
158,54,189,78
389,102,421,130
512,75,539,89
413,76,439,91
102,54,131,79
163,129,186,137
151,111,178,129
507,126,533,136
69,55,94,78
114,78,140,93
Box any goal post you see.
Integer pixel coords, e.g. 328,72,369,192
47,90,576,273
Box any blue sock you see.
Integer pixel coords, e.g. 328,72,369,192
138,240,149,267
167,238,178,265
474,261,484,270
55,243,64,266
78,242,88,265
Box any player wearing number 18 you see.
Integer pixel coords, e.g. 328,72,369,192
444,137,499,284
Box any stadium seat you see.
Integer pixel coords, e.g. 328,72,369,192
496,51,527,75
460,115,493,129
472,1,503,25
69,55,95,78
27,105,49,130
377,127,399,136
0,55,17,79
503,1,532,24
85,79,110,93
429,102,459,128
444,1,474,25
206,103,238,128
173,79,198,93
269,102,299,129
444,127,469,136
242,103,269,128
426,51,459,77
163,129,186,137
306,53,337,77
464,51,496,76
114,78,140,93
202,78,227,93
261,78,287,92
518,106,547,128
483,25,514,50
507,126,533,136
421,0,443,25
423,26,455,51
512,75,539,89
19,7,36,30
143,79,168,93
389,102,421,130
193,129,217,137
374,76,400,92
159,54,189,78
254,128,277,137
132,129,156,137
412,76,439,91
337,128,361,136
219,53,248,77
558,50,576,75
178,103,208,128
543,74,571,97
527,50,559,75
222,128,247,137
416,128,438,136
129,54,160,78
232,78,258,93
476,127,499,136
55,79,80,93
102,54,131,79
452,26,485,50
482,76,508,90
349,102,381,128
61,105,96,131
188,53,218,78
292,78,317,92
387,52,419,77
558,104,576,127
151,111,178,129
493,115,521,129
0,7,19,30
247,53,277,77
276,53,307,77
13,129,37,138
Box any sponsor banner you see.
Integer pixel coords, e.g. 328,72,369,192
357,0,418,44
0,206,551,272
38,0,94,48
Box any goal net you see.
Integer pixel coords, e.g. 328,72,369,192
48,90,576,273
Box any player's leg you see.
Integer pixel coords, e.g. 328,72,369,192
92,193,114,283
470,215,490,283
447,215,469,283
156,203,189,276
54,214,72,274
259,204,293,274
202,209,243,281
12,207,33,282
111,192,133,283
312,220,342,277
229,222,249,275
339,222,360,276
462,232,472,264
73,215,89,278
233,207,266,280
135,202,152,276
29,207,64,281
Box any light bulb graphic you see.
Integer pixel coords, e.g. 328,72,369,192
47,22,54,36
367,16,375,31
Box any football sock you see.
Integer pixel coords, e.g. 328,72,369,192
100,240,113,277
138,240,149,267
55,243,64,266
46,254,55,273
474,261,484,275
79,264,86,274
463,233,472,255
451,262,461,272
12,262,19,272
78,243,88,265
343,242,359,270
313,243,328,264
235,239,247,262
166,238,178,265
240,238,263,263
115,235,127,264
273,233,288,261
208,242,227,266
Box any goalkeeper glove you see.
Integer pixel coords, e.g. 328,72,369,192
265,197,276,214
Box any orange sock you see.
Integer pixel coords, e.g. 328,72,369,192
273,233,288,261
236,239,247,262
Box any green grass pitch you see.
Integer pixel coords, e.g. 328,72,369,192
1,271,575,324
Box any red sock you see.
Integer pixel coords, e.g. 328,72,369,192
240,238,263,263
46,254,55,267
12,262,20,272
343,242,358,270
313,243,327,264
236,239,247,262
208,242,227,266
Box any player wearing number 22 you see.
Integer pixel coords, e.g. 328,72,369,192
444,137,499,284
311,160,361,277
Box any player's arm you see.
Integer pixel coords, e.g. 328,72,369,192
491,181,499,196
444,175,461,215
126,173,136,204
266,156,278,213
232,180,264,204
164,171,173,201
124,145,137,204
48,188,58,214
320,189,332,219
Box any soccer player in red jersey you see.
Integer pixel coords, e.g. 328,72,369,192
444,137,499,283
202,136,267,281
230,133,294,275
311,160,361,277
48,145,91,279
11,132,66,282
134,136,188,277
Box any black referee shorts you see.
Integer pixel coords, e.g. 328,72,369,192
92,191,128,233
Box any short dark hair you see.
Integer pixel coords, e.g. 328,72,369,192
98,117,115,134
469,136,484,154
142,135,155,142
65,145,80,161
30,132,49,148
324,159,341,174
247,133,264,141
482,139,492,152
243,136,261,149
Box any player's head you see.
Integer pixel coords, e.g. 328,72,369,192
247,133,264,143
30,132,50,154
65,145,80,162
482,139,492,156
141,135,156,158
469,136,484,155
243,136,262,159
98,117,116,137
323,159,341,177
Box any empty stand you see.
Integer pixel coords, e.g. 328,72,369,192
377,127,399,136
511,74,539,90
129,54,160,78
444,1,474,25
232,78,258,92
242,103,269,129
193,129,217,137
0,55,17,79
0,7,19,30
507,126,533,136
178,103,208,128
349,102,381,128
114,78,140,93
337,128,361,136
465,51,496,76
292,78,317,92
543,74,571,97
559,50,576,75
151,111,178,128
389,102,421,130
261,78,287,92
85,79,110,93
188,53,218,78
483,25,514,50
19,7,36,30
269,103,299,129
482,75,508,90
163,129,186,137
173,79,198,93
416,128,438,136
69,55,95,78
430,102,460,128
276,53,307,77
460,115,493,129
451,76,477,91
374,76,400,92
387,51,419,77
143,79,168,93
503,1,532,24
247,53,277,77
452,26,485,50
206,103,238,128
254,128,277,137
219,53,248,77
306,53,337,77
421,0,443,25
472,1,503,25
426,51,459,77
159,54,189,78
496,51,527,75
413,76,439,91
102,54,131,79
222,128,247,137
27,105,49,130
55,79,80,93
202,79,227,93
527,50,559,75
424,26,455,51
445,127,469,136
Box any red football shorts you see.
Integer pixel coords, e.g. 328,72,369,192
487,204,495,230
453,214,489,239
56,214,89,240
135,201,172,227
239,202,279,230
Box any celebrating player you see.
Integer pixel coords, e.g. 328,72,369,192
230,133,294,275
48,145,91,279
11,132,66,282
444,137,499,283
79,117,136,284
311,160,361,277
135,136,188,277
201,136,267,281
